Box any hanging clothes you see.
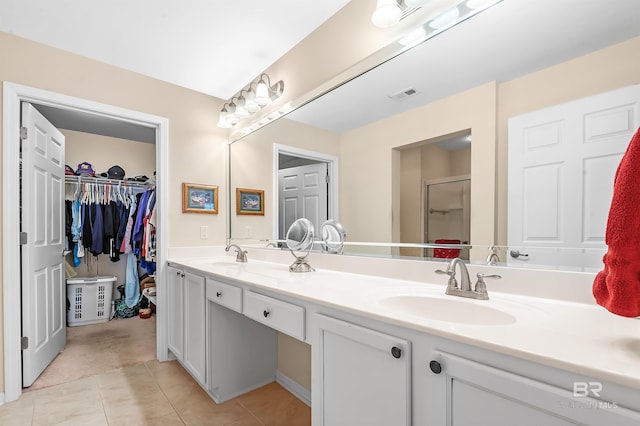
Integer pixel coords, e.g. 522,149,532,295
132,189,152,256
63,177,155,291
90,203,104,256
120,192,138,254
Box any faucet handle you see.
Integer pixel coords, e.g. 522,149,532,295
435,269,458,291
474,273,501,299
236,249,248,263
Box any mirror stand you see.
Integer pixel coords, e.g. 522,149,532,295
289,256,315,273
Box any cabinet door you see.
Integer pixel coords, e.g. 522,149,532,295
166,266,184,361
183,271,206,385
428,351,640,426
315,314,411,426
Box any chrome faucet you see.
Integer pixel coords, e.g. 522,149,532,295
486,246,500,265
225,244,248,262
435,258,500,300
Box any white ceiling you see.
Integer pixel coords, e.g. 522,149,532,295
0,0,350,99
287,0,640,133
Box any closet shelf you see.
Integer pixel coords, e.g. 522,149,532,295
65,175,152,189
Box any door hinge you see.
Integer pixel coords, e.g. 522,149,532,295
325,174,330,184
20,126,28,140
20,232,28,245
21,336,28,350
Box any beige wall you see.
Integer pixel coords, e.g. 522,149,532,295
277,334,311,390
0,32,228,393
340,82,497,247
64,130,157,181
495,36,640,244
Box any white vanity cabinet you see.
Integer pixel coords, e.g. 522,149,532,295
205,277,277,403
314,314,411,426
166,265,207,385
426,351,640,426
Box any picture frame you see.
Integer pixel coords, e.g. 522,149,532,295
236,188,264,215
182,183,218,214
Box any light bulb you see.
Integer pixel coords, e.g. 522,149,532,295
255,78,271,106
217,107,232,128
371,0,402,28
235,95,250,118
244,88,261,113
226,102,238,125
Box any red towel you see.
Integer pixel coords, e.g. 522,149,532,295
592,126,640,317
434,239,461,259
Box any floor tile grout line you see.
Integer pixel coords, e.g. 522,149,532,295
143,360,188,425
91,375,111,426
234,399,268,426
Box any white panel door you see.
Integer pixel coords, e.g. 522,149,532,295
21,103,66,387
508,85,640,269
278,162,328,239
167,266,184,361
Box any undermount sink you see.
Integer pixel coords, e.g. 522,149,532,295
379,295,517,325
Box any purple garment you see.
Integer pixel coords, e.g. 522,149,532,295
120,195,137,254
132,190,151,249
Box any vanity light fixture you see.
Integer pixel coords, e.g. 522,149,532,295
217,73,284,128
397,0,503,48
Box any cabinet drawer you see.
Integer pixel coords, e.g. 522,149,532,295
206,278,242,313
244,290,305,340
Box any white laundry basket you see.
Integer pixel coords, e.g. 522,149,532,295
66,276,116,326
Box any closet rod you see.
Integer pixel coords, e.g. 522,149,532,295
64,175,152,189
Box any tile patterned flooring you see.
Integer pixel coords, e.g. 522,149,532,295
1,360,311,426
1,317,310,425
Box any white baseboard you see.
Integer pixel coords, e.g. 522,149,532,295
276,370,311,407
0,392,5,406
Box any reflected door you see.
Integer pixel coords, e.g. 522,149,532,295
278,162,328,240
508,85,640,269
424,179,470,259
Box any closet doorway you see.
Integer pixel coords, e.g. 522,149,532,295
3,82,169,403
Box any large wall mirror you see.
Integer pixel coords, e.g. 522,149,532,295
229,0,640,270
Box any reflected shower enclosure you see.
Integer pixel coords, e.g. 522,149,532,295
424,178,470,260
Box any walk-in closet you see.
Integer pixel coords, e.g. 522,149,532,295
23,105,158,391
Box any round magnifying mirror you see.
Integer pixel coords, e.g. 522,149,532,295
320,220,346,254
285,218,315,273
286,218,314,252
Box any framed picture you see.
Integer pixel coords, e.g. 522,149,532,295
182,183,218,214
236,188,264,215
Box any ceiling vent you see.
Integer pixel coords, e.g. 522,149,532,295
388,87,419,101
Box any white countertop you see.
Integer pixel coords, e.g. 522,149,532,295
167,254,640,390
